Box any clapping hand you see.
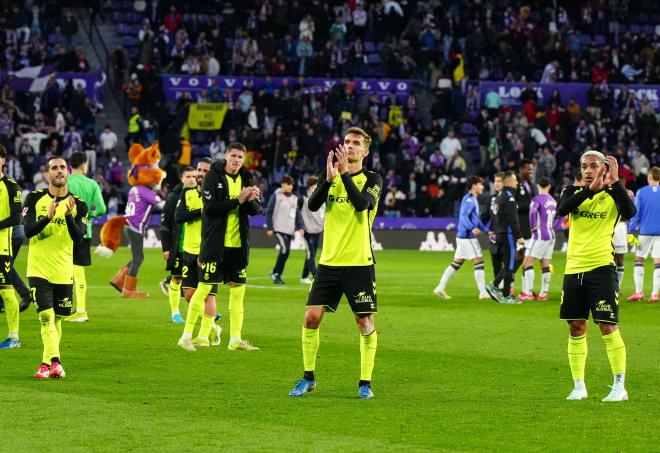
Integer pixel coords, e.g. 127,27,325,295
588,163,608,192
335,144,348,175
603,155,619,186
238,187,252,204
246,186,260,201
326,151,338,182
47,198,59,220
239,186,260,204
65,196,76,215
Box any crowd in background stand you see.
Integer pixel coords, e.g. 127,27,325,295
3,0,660,218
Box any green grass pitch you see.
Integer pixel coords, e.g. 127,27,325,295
2,247,659,452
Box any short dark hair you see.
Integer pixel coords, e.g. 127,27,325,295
650,166,660,182
467,175,484,190
307,176,319,188
47,156,67,168
198,157,213,165
69,152,87,169
227,142,247,153
181,166,196,176
0,145,6,158
281,175,294,186
518,158,533,169
494,172,506,180
537,176,551,188
503,171,517,181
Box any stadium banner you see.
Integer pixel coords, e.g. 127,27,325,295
92,215,570,250
93,214,458,230
247,215,459,230
162,76,415,102
479,81,660,111
187,103,228,130
0,71,101,100
89,225,569,251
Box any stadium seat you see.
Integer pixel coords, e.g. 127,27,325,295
460,123,475,136
467,136,480,148
47,33,61,45
125,12,140,23
122,36,139,47
367,54,382,65
364,41,376,53
371,66,385,77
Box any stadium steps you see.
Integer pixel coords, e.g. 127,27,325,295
72,8,129,154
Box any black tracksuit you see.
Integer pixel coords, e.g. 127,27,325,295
492,187,523,297
199,163,260,264
160,183,183,271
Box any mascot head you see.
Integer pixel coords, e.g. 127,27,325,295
127,142,166,187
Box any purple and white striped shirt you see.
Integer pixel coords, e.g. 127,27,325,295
529,194,557,240
125,186,161,234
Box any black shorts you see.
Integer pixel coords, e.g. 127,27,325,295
560,265,619,324
179,253,216,294
0,255,14,286
73,238,92,266
199,248,247,285
170,251,184,277
306,265,377,314
28,277,74,316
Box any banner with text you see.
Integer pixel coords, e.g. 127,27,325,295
480,81,660,111
162,76,415,102
1,71,101,101
187,103,228,130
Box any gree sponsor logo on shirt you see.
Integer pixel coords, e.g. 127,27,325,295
37,215,68,225
573,210,608,219
328,195,351,204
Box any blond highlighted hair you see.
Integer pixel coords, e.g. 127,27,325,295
345,127,372,149
580,150,606,164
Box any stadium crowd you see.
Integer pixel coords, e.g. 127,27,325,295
2,0,660,218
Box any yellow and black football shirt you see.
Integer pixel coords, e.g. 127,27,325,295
23,190,88,284
310,170,383,267
176,187,203,255
224,173,242,248
560,183,636,274
0,176,22,256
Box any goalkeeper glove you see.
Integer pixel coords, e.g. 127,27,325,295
627,233,640,248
